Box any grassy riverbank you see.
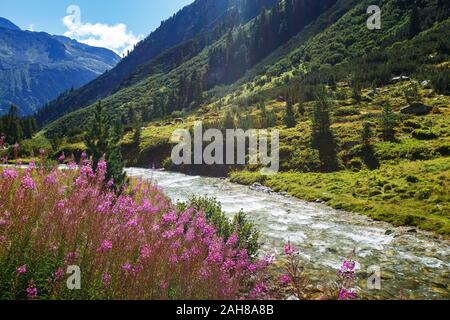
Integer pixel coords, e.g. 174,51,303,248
230,157,450,236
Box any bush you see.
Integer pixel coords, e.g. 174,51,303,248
406,175,419,183
416,188,432,200
348,158,363,171
403,119,422,129
334,107,360,117
437,143,450,156
181,197,260,259
412,129,438,140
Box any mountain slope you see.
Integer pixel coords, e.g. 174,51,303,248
0,18,120,116
36,0,278,126
40,0,341,138
39,0,449,141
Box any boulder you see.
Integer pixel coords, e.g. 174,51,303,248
400,103,432,116
421,80,431,88
392,76,410,83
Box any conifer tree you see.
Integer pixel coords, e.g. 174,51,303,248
380,102,396,142
310,89,339,172
284,93,296,128
84,101,109,170
409,6,420,39
84,101,127,192
106,117,127,192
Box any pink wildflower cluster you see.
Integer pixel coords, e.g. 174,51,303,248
336,254,357,300
0,161,268,300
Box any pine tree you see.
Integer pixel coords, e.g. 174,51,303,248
361,122,373,147
284,97,296,128
360,122,379,169
297,102,306,117
84,101,109,170
223,111,236,130
310,89,339,171
380,102,396,141
84,101,127,192
106,117,127,192
409,6,420,39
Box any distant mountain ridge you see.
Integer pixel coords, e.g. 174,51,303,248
0,17,120,116
0,17,21,31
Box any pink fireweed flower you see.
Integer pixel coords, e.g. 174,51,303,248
56,200,66,210
284,242,297,255
226,234,238,248
185,228,195,243
1,168,18,180
53,268,65,281
170,240,181,250
250,282,269,300
125,218,138,228
121,262,138,275
279,274,291,286
44,171,58,185
26,282,38,300
247,263,258,273
65,252,79,264
17,265,27,275
337,259,356,280
338,288,357,300
140,245,151,259
98,240,113,253
102,273,112,287
198,267,210,280
159,281,168,290
169,254,179,265
161,211,177,225
263,254,276,265
107,179,114,188
58,152,65,163
67,161,78,169
21,174,36,190
96,159,107,177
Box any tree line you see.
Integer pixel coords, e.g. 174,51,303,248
0,105,37,145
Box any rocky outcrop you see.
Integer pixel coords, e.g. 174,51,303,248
400,103,433,116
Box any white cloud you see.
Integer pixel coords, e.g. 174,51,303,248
28,24,35,31
62,5,143,57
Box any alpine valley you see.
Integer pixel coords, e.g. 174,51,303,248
0,0,449,301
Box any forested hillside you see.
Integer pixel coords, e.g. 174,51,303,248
36,0,278,125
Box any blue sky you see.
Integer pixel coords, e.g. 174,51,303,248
0,0,194,55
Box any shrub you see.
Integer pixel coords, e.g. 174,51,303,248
406,175,419,183
416,188,432,200
412,129,438,140
0,162,268,300
348,158,363,171
437,143,450,156
334,107,360,117
179,197,260,259
403,119,422,129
